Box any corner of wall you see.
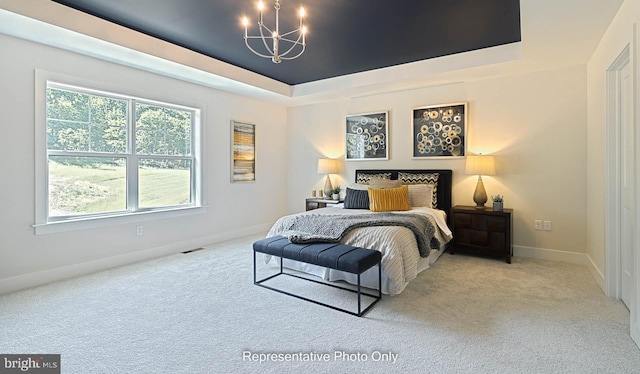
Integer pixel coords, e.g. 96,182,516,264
586,253,606,293
514,246,606,294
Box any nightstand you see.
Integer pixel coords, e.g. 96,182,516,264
305,198,343,211
450,205,513,263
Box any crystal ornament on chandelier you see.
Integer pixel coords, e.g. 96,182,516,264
242,0,307,63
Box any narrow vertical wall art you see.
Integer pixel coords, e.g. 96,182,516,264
231,120,255,182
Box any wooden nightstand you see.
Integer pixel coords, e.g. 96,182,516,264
305,198,342,211
450,205,513,263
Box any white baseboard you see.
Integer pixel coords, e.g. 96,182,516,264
0,223,272,296
514,245,606,293
513,245,587,265
585,254,606,293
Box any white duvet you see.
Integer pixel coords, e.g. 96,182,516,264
265,206,452,295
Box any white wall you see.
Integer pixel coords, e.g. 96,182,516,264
587,0,640,288
287,66,588,257
0,33,289,294
586,0,640,345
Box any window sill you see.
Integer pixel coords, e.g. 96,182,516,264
33,206,207,235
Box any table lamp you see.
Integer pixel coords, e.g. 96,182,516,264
317,158,339,198
465,154,496,209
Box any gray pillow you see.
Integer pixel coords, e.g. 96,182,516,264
343,188,370,209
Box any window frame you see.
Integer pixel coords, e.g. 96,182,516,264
34,70,205,235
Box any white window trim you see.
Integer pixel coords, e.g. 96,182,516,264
34,69,206,235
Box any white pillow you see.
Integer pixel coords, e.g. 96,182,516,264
347,182,370,191
408,184,434,208
369,178,402,189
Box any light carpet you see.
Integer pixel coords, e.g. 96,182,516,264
1,234,639,374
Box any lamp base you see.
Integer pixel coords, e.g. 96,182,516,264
323,175,333,198
473,175,488,208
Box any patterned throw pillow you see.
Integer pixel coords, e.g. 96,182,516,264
367,185,412,212
398,172,439,208
343,188,370,209
355,172,392,184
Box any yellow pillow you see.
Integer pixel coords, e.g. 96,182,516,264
368,185,412,212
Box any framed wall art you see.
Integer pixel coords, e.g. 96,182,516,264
412,102,467,158
231,120,255,182
345,111,389,161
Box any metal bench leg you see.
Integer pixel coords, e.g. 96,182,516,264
253,247,382,317
379,262,382,299
357,273,362,316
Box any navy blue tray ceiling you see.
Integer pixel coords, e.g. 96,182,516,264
52,0,521,85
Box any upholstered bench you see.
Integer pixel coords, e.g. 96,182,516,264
253,236,382,317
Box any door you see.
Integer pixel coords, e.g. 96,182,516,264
620,60,634,310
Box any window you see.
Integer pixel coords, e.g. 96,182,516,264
45,82,200,222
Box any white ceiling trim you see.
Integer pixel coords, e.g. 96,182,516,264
0,1,292,102
0,0,625,107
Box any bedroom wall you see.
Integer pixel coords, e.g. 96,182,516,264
586,0,640,347
286,65,588,259
0,33,289,294
586,0,640,290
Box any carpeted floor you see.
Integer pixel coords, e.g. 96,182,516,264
1,234,639,373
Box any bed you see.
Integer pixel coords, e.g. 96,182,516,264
266,169,453,295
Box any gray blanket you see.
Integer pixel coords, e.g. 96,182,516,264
280,212,438,257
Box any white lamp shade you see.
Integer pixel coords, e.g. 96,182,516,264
317,158,339,174
465,155,496,176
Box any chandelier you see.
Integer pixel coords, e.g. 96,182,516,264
242,0,307,63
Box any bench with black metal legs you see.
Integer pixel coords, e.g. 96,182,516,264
253,236,382,317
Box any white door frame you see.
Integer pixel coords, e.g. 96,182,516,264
605,27,639,348
633,24,640,348
605,45,629,300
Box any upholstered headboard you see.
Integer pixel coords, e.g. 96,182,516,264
354,169,453,215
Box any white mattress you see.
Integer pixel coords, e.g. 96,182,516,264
265,206,452,295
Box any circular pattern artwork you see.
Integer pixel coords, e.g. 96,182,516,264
412,103,466,158
346,112,388,160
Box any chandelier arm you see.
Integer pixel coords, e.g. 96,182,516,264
279,28,301,38
279,37,303,44
244,38,276,59
259,23,274,35
280,44,306,60
278,35,304,58
245,35,275,39
257,23,275,55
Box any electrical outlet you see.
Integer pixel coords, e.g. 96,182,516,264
136,225,143,236
534,220,543,230
543,221,552,231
